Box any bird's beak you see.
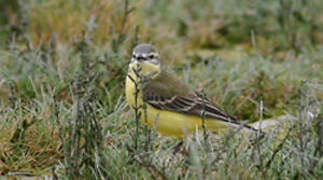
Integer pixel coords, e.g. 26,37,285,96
131,58,139,64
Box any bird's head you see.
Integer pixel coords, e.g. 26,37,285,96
129,43,161,78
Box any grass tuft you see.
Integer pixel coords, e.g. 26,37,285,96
0,0,322,179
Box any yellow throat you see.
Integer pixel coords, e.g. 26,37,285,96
125,61,160,114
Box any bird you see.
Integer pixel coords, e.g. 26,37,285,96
125,43,261,138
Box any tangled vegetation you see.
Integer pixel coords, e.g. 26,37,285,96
0,0,322,179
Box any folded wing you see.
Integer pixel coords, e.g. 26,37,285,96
142,71,257,131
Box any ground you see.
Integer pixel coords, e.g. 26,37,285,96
0,0,322,179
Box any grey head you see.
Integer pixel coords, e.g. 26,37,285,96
131,43,160,64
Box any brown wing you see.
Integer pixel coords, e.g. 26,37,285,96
142,71,257,130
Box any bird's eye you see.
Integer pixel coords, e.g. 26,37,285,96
132,54,136,58
148,55,154,59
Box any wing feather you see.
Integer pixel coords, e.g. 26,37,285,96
142,71,258,131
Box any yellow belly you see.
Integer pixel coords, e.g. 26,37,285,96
141,104,230,137
125,75,229,138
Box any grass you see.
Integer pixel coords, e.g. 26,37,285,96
0,0,322,179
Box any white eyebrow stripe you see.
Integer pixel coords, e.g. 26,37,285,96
148,52,159,57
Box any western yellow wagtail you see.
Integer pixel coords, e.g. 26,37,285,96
126,43,260,137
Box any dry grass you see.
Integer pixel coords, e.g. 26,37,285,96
0,0,322,179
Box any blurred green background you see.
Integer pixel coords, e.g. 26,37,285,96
0,0,322,178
